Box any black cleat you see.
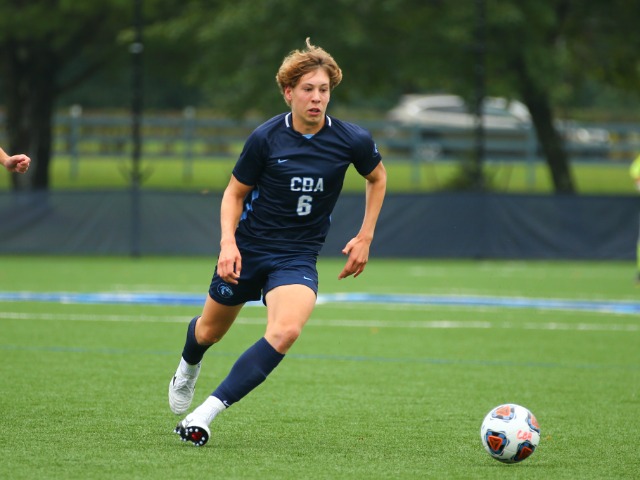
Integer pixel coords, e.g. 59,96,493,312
174,418,210,447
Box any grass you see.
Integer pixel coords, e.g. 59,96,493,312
1,256,638,479
1,155,637,194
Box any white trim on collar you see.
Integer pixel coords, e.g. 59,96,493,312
284,113,332,129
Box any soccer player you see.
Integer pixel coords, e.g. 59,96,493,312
631,153,640,282
0,147,30,174
169,38,387,446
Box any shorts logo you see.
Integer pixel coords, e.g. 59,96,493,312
217,283,234,298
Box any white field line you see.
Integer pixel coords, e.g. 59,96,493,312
0,311,637,332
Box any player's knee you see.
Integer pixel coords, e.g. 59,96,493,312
268,325,302,352
196,323,225,345
283,325,302,344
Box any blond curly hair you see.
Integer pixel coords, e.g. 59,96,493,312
275,38,343,106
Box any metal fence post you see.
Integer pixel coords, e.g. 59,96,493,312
411,125,422,187
525,126,537,189
130,0,144,258
183,106,195,182
69,104,82,179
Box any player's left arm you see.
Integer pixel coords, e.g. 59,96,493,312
338,161,387,279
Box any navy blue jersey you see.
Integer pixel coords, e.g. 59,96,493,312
232,112,382,252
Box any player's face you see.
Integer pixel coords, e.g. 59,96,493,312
286,68,331,135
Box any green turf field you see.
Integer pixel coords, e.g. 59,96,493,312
1,257,638,479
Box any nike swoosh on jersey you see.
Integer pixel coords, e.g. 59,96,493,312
277,158,289,163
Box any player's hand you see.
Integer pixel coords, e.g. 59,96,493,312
338,236,371,280
4,154,31,174
217,241,242,284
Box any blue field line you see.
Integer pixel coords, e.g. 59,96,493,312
0,291,638,315
320,293,640,315
0,291,206,306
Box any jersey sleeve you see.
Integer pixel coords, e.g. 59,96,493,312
232,130,268,186
352,128,382,177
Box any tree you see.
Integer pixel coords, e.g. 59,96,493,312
482,1,578,193
0,0,188,191
561,0,640,104
159,0,640,193
489,0,640,193
154,0,466,114
3,0,638,192
0,1,133,190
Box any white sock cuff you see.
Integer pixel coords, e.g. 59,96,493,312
192,395,227,426
204,395,227,413
179,357,200,376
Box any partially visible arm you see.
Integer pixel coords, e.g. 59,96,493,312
216,174,254,284
338,161,387,279
631,154,640,190
0,147,31,173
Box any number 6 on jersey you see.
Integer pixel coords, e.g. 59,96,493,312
297,195,313,216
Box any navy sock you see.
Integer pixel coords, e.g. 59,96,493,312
212,337,285,407
181,316,211,365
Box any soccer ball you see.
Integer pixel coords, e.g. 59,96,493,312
480,404,540,464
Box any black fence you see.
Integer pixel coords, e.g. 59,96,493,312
51,112,638,162
2,111,637,164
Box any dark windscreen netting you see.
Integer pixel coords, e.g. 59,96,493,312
1,191,637,259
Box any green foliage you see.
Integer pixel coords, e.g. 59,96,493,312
135,0,640,114
0,1,130,79
150,0,478,113
2,0,640,192
0,257,638,479
3,0,639,113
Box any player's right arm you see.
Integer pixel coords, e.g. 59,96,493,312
217,174,254,284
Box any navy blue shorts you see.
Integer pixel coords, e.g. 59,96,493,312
208,241,319,306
